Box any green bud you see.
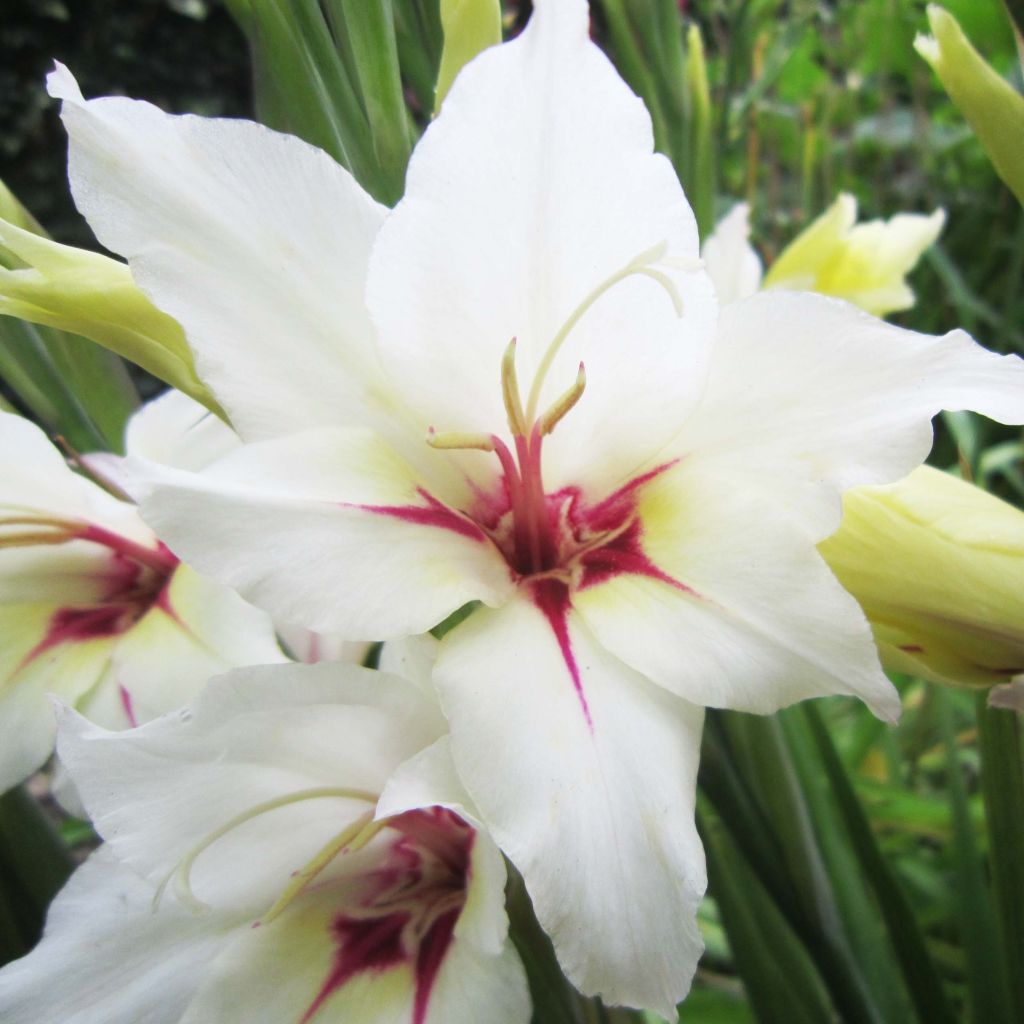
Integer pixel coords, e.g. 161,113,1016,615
916,4,1024,206
0,217,223,418
435,0,502,112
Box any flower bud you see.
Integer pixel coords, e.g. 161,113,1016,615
820,466,1024,688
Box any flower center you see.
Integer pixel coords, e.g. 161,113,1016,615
425,239,694,580
0,508,180,669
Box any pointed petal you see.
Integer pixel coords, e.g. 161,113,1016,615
679,291,1024,537
0,848,233,1024
128,427,513,637
435,596,706,1016
366,0,716,494
124,389,241,473
56,662,447,907
573,462,900,721
700,203,763,303
48,65,389,441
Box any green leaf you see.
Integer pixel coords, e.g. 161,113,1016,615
974,694,1024,1021
327,0,413,189
234,0,387,199
700,713,883,1024
699,801,835,1024
801,704,957,1024
916,5,1024,206
936,688,1016,1022
685,23,715,240
0,315,109,453
0,787,74,967
435,0,502,112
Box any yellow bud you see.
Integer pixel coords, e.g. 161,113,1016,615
820,467,1024,689
763,193,945,317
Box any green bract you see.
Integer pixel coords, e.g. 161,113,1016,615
0,220,222,418
916,4,1024,206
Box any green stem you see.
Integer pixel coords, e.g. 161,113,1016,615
974,693,1024,1020
937,690,1015,1023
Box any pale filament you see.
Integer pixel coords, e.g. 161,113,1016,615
423,238,693,575
153,786,379,914
0,505,176,574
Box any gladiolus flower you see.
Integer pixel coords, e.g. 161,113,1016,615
44,0,1024,1011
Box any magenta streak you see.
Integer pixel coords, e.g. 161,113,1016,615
118,684,139,728
579,460,679,533
152,576,187,629
352,488,487,543
530,577,593,731
577,519,697,596
17,605,132,672
299,912,410,1024
412,908,460,1024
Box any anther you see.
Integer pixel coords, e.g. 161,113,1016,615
501,337,528,436
539,362,587,436
426,430,495,452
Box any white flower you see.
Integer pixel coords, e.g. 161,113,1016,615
0,400,283,792
0,644,530,1024
45,0,1024,1011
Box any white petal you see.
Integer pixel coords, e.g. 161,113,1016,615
56,662,447,908
48,64,389,442
700,203,763,303
128,427,513,637
0,411,141,537
678,291,1024,536
435,595,706,1017
75,564,286,730
0,847,234,1024
377,736,509,955
125,389,241,473
178,844,529,1024
573,462,900,721
0,606,116,791
378,634,440,695
366,0,716,495
417,938,530,1024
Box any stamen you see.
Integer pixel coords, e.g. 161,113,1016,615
154,786,378,914
539,362,587,437
0,508,176,574
426,430,495,452
258,812,386,927
634,267,685,316
501,337,527,436
525,239,693,422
